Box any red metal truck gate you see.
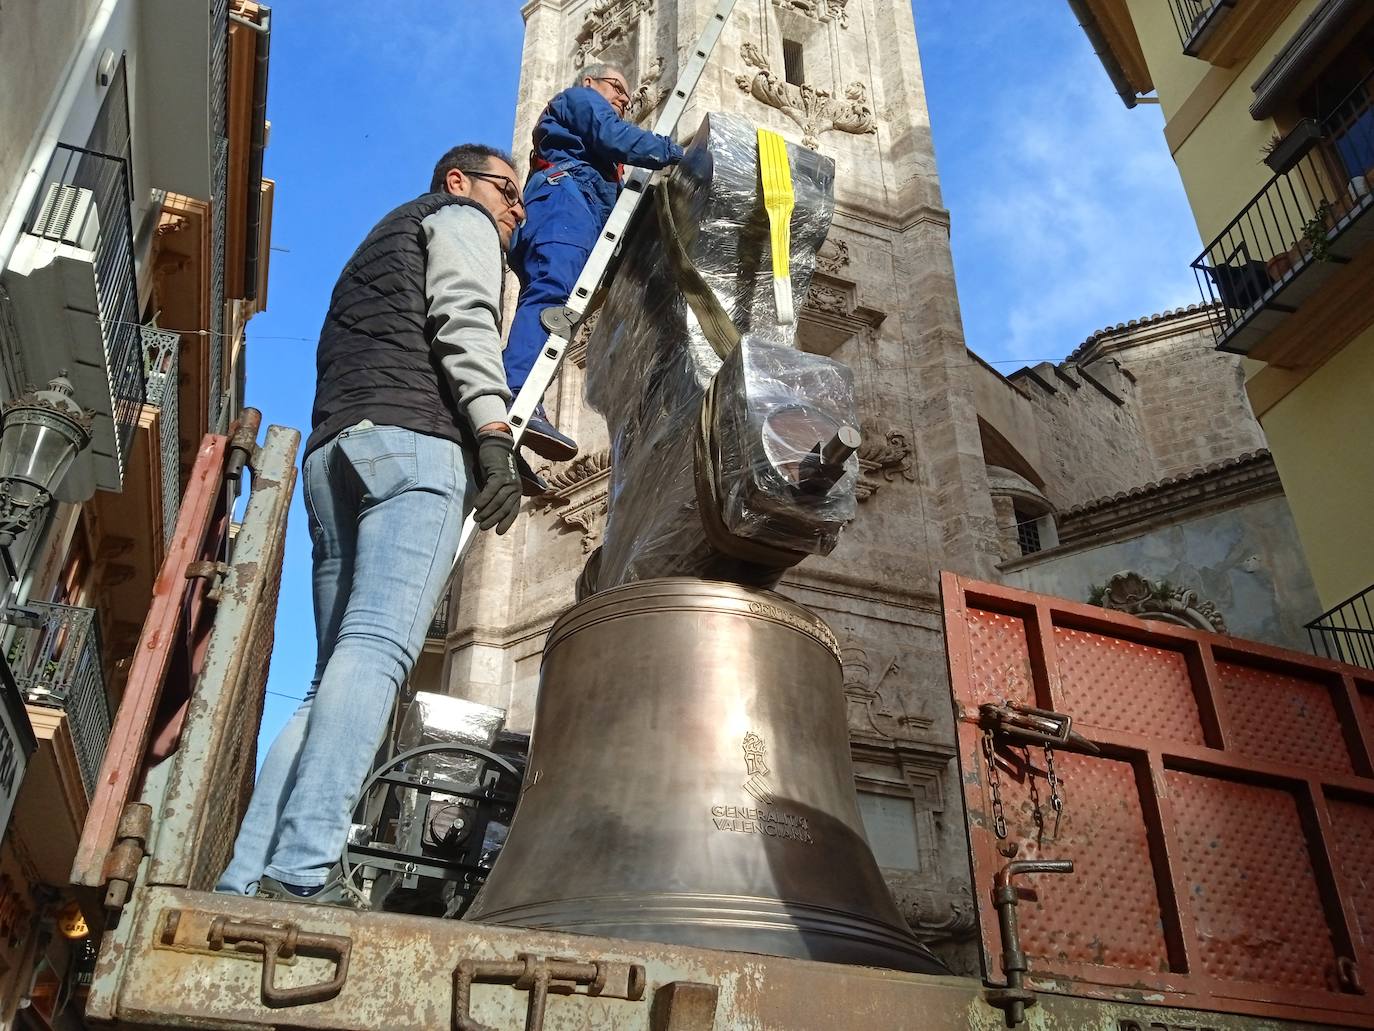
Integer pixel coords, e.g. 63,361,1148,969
942,571,1373,1027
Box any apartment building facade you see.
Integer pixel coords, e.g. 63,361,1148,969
1067,0,1374,664
0,1,272,1024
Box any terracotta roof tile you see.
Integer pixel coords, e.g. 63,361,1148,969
1061,449,1274,518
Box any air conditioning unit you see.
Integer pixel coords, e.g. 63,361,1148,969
30,183,100,251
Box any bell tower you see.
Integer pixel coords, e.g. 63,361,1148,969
444,0,1000,967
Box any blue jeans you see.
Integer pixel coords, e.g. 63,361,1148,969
217,423,474,892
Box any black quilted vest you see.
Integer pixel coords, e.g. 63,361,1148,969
306,193,500,457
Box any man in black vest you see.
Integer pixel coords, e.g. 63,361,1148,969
217,144,527,903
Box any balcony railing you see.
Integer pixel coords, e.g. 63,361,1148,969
7,602,111,795
1191,72,1374,353
143,326,182,547
210,136,228,434
211,0,228,141
1168,0,1233,55
427,593,451,641
25,144,148,478
1307,584,1374,670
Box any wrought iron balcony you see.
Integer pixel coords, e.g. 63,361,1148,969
210,136,228,434
143,326,182,546
1169,0,1234,56
1307,584,1374,670
7,602,111,795
427,594,451,641
1191,72,1374,354
7,144,149,491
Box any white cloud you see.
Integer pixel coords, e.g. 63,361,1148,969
917,3,1205,365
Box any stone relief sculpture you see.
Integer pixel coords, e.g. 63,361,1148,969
573,0,654,66
735,43,877,149
626,56,665,124
772,0,851,27
857,423,915,501
533,449,612,554
1093,570,1228,633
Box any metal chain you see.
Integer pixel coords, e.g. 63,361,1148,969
1045,744,1063,839
981,728,1007,839
1025,746,1045,844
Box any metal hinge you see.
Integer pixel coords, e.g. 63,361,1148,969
453,952,647,1031
159,909,351,1008
186,560,231,602
102,803,152,910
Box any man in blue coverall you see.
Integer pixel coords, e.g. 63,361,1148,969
507,62,685,460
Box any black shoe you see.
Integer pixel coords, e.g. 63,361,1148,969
521,405,578,462
516,454,549,498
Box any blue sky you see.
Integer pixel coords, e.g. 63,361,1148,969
246,1,1202,746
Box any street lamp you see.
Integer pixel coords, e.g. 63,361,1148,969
0,374,93,548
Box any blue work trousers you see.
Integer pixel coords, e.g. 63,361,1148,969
506,169,606,393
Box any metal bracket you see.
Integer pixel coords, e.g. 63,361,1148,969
453,952,646,1031
225,408,263,482
985,859,1074,1028
159,911,351,1008
102,803,152,910
538,305,581,338
1338,955,1365,995
980,700,1099,753
186,560,231,602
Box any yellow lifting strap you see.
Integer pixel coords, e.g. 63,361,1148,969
757,128,795,326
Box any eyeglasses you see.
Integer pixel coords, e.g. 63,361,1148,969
468,170,523,207
592,76,631,101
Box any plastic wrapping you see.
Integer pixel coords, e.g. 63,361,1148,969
393,693,506,848
712,339,857,549
582,112,857,592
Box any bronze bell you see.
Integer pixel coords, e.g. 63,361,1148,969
465,578,946,975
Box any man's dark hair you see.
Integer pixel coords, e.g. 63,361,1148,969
430,144,514,194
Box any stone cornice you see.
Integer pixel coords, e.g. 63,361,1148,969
1067,304,1221,364
1002,451,1282,566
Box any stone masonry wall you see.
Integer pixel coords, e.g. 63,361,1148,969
1075,306,1268,482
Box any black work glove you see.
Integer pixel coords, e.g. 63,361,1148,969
473,432,521,535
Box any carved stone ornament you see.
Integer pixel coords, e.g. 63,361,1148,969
566,309,601,369
856,422,915,502
574,0,654,67
842,645,930,739
627,56,665,125
533,449,611,553
816,238,850,276
804,281,849,317
771,0,850,27
883,871,979,952
1097,571,1228,634
734,44,877,149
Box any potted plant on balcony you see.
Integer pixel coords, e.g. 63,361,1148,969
1300,199,1338,262
1266,250,1294,282
1262,119,1324,175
